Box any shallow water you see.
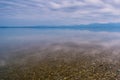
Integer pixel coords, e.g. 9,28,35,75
1,27,120,79
1,27,120,63
1,27,120,47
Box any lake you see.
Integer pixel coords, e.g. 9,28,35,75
1,27,120,79
1,27,120,59
1,27,120,48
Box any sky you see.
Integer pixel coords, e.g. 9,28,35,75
0,0,120,26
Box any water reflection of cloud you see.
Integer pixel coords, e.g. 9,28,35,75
1,29,120,48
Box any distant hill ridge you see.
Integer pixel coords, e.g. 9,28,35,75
0,23,120,27
0,23,120,32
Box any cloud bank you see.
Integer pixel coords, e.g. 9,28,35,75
0,0,120,26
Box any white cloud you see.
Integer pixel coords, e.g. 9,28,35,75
0,0,120,25
84,0,104,5
114,0,120,4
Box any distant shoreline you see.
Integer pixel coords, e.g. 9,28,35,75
0,24,120,32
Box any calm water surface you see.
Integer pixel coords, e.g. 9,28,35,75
1,27,120,58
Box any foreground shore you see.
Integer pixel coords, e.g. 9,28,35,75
0,43,120,80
